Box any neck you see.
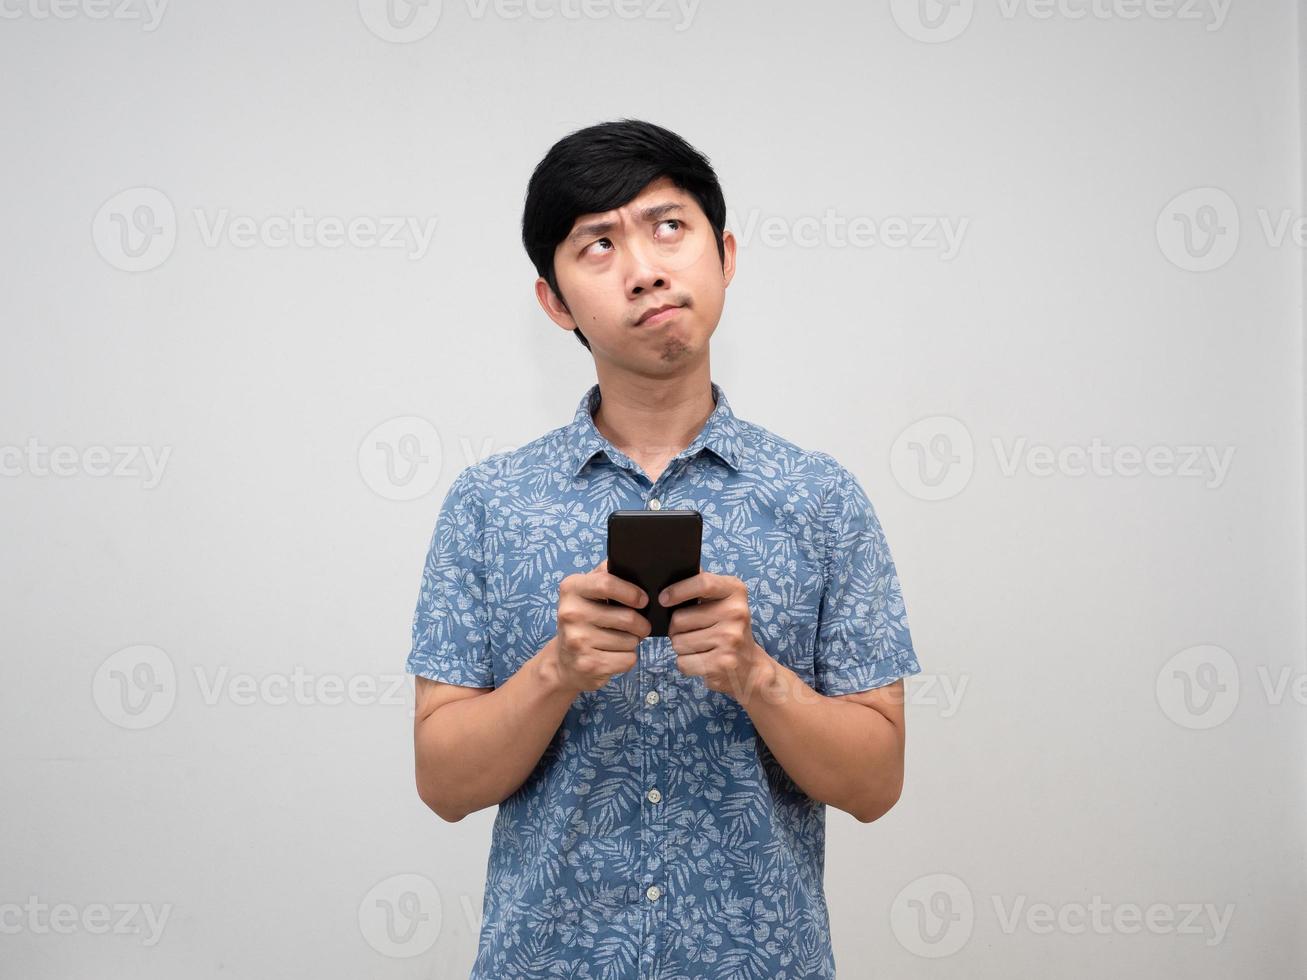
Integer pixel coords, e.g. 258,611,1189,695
590,366,716,464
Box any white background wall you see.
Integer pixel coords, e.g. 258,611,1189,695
1,1,1303,976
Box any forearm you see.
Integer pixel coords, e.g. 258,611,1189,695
415,636,578,821
741,647,905,822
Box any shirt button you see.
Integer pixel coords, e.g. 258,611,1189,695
648,497,661,510
646,787,662,804
646,884,662,902
645,690,660,706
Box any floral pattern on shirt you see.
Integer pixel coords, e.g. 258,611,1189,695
408,381,921,979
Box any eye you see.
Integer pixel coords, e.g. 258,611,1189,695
657,219,682,236
584,237,613,256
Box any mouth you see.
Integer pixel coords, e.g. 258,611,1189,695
636,304,683,326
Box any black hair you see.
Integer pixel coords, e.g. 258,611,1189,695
521,118,727,351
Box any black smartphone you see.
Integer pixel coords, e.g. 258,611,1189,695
606,509,703,637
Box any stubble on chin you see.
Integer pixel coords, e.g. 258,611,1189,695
658,336,693,362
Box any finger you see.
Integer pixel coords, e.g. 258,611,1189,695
577,570,647,609
660,571,732,608
667,603,717,634
578,601,651,635
590,648,639,674
602,649,639,673
673,650,711,676
670,627,717,656
590,624,645,655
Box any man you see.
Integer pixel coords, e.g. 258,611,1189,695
407,118,921,979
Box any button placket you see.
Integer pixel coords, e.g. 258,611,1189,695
640,643,667,920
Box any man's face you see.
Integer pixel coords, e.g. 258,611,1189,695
537,176,736,368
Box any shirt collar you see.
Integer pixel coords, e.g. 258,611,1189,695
567,380,746,478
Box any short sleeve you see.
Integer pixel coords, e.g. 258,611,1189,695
814,463,922,695
406,466,495,688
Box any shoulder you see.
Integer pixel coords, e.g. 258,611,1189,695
735,416,851,491
440,422,577,502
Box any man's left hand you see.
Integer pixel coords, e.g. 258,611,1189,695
661,571,775,702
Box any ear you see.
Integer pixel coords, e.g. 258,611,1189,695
535,277,577,332
720,228,738,288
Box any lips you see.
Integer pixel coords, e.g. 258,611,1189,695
637,304,681,325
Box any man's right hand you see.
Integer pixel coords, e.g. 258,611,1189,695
553,557,652,693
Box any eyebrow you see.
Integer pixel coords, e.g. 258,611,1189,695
567,202,686,246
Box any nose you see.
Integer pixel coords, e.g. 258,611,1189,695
624,237,669,297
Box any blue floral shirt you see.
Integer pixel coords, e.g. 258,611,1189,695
407,380,921,979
